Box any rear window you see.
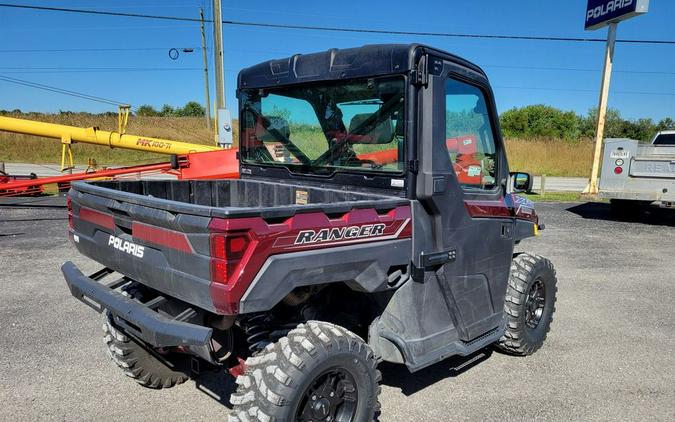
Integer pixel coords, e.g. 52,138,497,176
239,76,406,176
653,133,675,145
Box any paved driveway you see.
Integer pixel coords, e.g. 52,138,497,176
0,198,673,421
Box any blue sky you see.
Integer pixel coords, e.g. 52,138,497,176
0,0,673,121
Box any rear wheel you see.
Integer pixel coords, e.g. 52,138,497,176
229,321,381,422
102,311,191,389
496,253,557,356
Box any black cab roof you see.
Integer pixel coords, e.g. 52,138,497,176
237,44,486,90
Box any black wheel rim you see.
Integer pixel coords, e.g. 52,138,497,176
296,367,358,422
525,278,546,330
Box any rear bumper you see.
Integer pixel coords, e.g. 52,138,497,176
61,261,214,362
599,178,675,202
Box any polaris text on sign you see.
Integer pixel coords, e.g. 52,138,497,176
584,0,649,30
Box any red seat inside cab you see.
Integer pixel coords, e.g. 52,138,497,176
446,135,482,185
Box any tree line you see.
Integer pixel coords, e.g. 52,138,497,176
499,104,675,142
135,101,205,117
0,101,207,118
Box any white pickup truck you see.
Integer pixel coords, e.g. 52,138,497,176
599,131,675,214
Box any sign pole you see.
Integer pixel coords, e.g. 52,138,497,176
584,21,617,195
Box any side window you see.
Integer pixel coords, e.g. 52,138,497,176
445,78,498,191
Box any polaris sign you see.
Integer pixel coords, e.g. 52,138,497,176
585,0,649,30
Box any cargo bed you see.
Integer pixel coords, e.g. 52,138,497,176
74,179,407,218
67,179,412,315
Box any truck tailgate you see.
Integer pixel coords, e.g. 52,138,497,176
629,158,675,179
599,139,675,202
68,186,217,312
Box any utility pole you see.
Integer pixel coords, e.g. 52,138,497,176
212,0,225,110
584,22,617,195
212,0,232,148
199,8,211,128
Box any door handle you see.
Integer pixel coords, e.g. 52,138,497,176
420,249,457,268
500,224,513,239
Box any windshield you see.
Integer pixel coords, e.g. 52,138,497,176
240,76,405,175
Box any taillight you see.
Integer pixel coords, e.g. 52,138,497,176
208,217,259,314
209,233,250,284
614,166,623,174
66,195,74,230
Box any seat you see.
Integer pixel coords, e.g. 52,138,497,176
347,113,393,144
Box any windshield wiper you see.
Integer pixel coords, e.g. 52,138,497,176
243,105,313,166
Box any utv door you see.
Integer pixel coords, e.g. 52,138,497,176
416,57,514,342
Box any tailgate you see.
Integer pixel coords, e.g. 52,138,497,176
630,144,675,179
68,185,217,313
629,158,675,179
600,140,675,200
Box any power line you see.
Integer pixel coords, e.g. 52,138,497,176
1,3,674,45
4,54,674,76
482,64,675,76
0,70,203,74
0,75,127,106
4,24,198,33
3,73,667,106
0,3,202,22
0,47,200,53
220,21,675,45
4,46,673,76
0,66,202,71
494,85,675,96
2,65,670,77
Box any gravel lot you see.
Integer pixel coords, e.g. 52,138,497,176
1,197,674,421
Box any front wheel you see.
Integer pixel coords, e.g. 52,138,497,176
229,321,381,422
496,253,557,356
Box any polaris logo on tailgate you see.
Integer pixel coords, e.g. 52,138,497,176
294,223,386,245
108,235,145,258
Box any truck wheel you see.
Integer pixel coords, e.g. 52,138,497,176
496,253,557,356
229,321,381,422
102,311,190,389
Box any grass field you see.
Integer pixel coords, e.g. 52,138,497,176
0,113,592,177
505,138,593,177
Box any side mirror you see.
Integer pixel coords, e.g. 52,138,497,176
510,172,532,193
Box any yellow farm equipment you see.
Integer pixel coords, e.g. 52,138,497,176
0,106,220,171
0,107,238,196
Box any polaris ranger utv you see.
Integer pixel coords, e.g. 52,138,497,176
62,44,557,421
